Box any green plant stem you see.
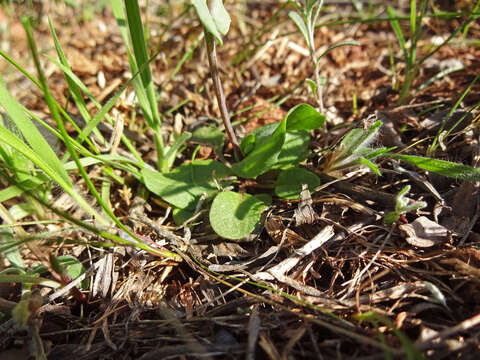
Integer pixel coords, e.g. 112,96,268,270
311,49,324,113
306,7,324,113
398,68,415,104
205,32,241,160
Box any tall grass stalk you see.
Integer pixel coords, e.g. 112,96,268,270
121,0,165,170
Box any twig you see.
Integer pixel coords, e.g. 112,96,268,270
416,312,480,351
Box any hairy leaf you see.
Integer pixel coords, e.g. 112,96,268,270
387,154,480,181
275,167,321,199
210,191,270,239
142,160,233,209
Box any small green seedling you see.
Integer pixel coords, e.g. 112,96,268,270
288,0,359,112
356,311,426,360
0,227,88,302
323,120,394,175
384,185,427,225
144,103,325,239
142,1,327,240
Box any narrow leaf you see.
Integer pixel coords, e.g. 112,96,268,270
387,154,480,182
317,40,360,61
0,77,72,186
288,11,310,48
387,6,408,63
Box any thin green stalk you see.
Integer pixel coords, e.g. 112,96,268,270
308,1,325,113
0,48,144,166
20,182,181,260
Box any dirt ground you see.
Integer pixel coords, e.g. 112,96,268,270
1,1,480,359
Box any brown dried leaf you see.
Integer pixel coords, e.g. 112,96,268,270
399,216,449,248
265,216,306,245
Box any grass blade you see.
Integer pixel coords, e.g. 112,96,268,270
123,0,165,169
387,6,408,63
0,77,71,186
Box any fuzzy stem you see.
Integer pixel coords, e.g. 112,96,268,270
312,54,324,113
307,12,324,113
205,32,241,160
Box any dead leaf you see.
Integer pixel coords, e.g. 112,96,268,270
295,184,319,226
265,216,306,245
399,216,449,248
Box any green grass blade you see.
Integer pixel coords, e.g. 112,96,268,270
123,0,162,126
428,72,480,155
114,0,165,169
1,36,102,158
47,17,105,150
24,16,150,241
0,49,40,88
111,0,153,122
15,180,181,260
43,53,144,166
386,6,408,63
0,114,30,182
22,16,111,225
0,126,99,220
409,0,416,42
0,77,72,186
414,64,464,95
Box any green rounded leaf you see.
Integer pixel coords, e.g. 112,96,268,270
285,103,325,131
142,160,233,209
210,191,270,239
274,167,321,199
